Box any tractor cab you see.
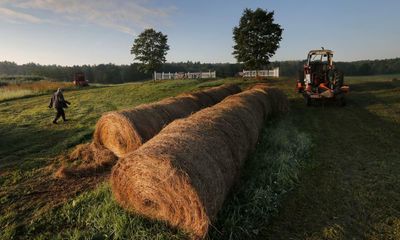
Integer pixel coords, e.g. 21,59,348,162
297,49,349,106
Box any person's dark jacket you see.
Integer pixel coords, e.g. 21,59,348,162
49,91,70,109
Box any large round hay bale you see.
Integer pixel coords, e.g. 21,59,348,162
93,84,241,157
110,87,288,238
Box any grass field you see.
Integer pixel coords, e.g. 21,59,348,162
1,74,400,239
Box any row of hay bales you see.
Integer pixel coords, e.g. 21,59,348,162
110,84,288,239
58,84,241,177
93,84,241,157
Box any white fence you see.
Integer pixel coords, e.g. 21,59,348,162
242,67,279,78
154,71,216,80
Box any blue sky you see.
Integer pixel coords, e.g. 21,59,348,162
0,0,399,65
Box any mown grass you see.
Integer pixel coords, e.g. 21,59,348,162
263,74,400,239
2,74,400,239
1,77,307,239
20,184,187,240
209,116,312,239
0,78,262,239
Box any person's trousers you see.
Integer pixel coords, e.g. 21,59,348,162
54,108,66,122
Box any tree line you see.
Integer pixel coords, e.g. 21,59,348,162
0,58,399,83
0,61,243,83
270,58,400,77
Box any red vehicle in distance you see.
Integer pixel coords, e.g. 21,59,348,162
296,49,349,106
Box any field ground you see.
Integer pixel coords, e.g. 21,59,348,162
1,74,400,239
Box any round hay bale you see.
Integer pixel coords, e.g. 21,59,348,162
111,87,287,238
93,84,241,157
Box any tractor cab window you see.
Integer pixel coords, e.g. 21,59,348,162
308,53,333,66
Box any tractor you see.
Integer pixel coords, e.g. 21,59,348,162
73,72,89,87
296,49,349,106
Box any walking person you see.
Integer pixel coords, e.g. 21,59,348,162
49,88,70,124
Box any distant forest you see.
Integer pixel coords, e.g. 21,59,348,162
1,58,400,84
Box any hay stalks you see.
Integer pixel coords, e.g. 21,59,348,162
55,143,117,179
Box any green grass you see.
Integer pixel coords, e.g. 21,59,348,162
13,110,311,240
1,74,400,239
24,183,187,240
209,116,312,239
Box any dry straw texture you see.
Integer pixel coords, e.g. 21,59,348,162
55,143,118,178
110,84,288,239
93,84,241,157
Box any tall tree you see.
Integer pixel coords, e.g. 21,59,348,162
233,8,283,70
131,28,170,74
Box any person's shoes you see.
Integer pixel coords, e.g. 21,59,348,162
53,121,57,124
63,119,68,122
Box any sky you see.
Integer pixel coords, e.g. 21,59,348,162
0,0,399,66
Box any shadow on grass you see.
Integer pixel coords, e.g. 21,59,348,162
262,79,400,239
0,122,92,170
209,115,312,239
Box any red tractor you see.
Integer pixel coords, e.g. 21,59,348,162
73,72,89,87
296,49,349,106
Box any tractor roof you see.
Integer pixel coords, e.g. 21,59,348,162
308,50,334,55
